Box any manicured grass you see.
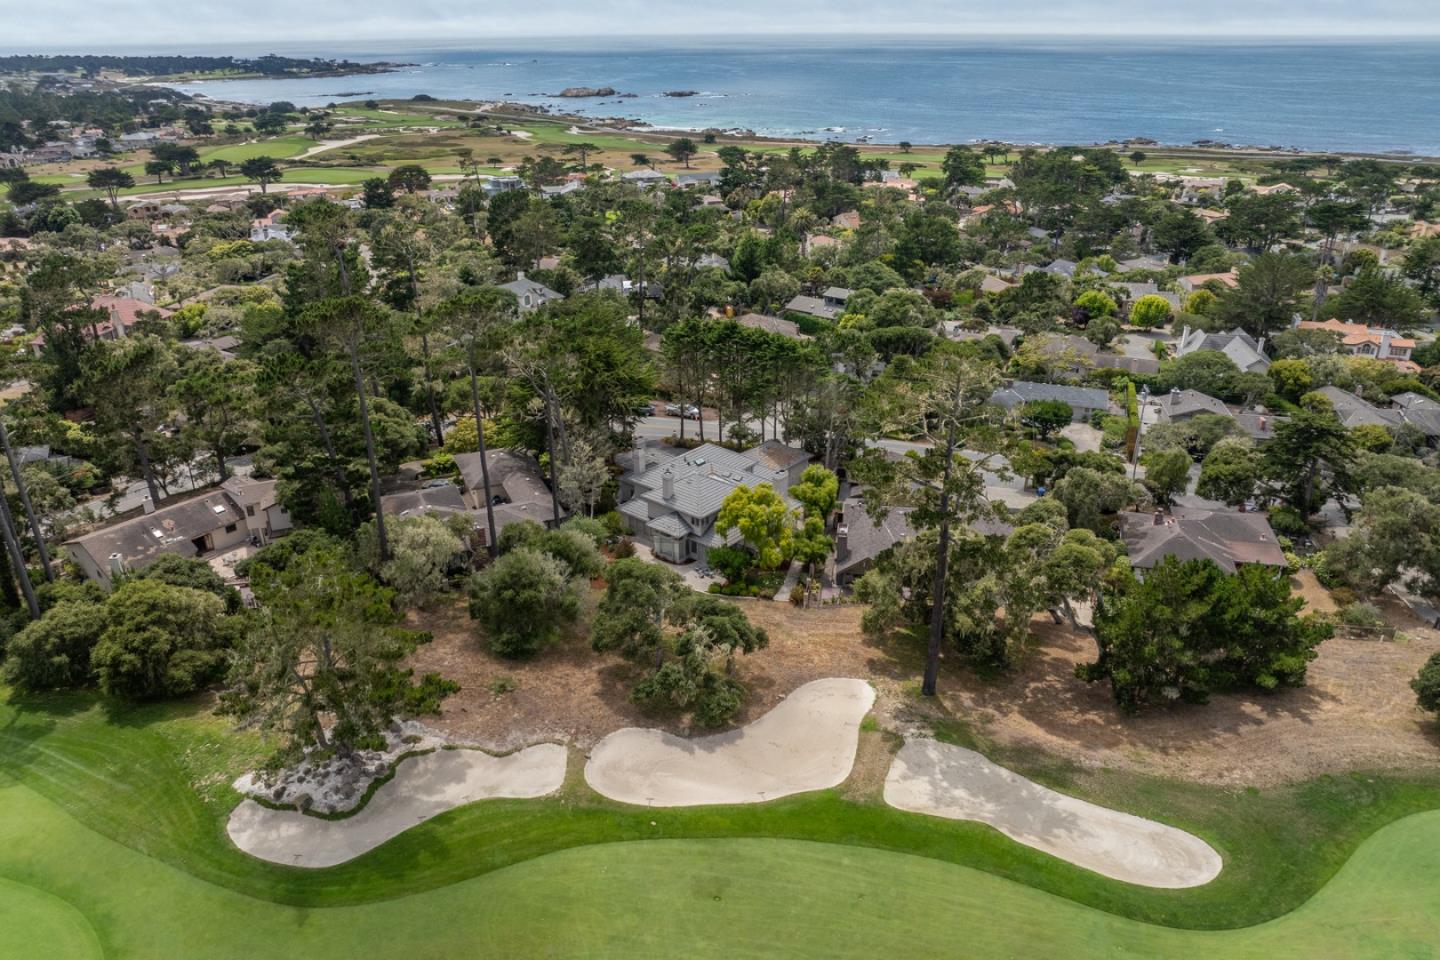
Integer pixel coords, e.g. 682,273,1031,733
4,685,1440,947
3,777,1440,959
332,106,469,129
57,167,377,202
200,136,319,163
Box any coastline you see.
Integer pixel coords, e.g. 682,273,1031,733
171,87,1440,163
151,38,1440,156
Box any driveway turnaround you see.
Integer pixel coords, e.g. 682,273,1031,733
585,678,876,806
883,739,1222,888
228,743,568,868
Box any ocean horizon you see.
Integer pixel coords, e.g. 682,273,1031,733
113,36,1440,154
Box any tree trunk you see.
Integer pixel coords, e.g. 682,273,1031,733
133,428,161,508
0,415,53,581
419,330,444,446
923,425,958,697
543,396,562,524
349,344,389,561
0,534,19,609
467,349,499,557
0,488,39,619
304,394,352,508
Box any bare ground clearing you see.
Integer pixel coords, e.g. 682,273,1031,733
407,590,1440,786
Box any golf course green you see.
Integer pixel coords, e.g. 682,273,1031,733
3,690,1439,959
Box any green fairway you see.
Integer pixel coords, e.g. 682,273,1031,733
2,781,1439,960
200,136,319,163
2,689,1439,958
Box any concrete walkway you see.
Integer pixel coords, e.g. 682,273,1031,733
884,740,1222,888
294,133,380,159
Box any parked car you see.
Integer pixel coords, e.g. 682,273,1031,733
664,402,682,416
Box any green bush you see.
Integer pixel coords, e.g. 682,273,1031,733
1339,602,1385,630
467,548,580,658
561,516,609,547
90,580,239,699
612,536,636,559
423,452,456,478
1268,506,1310,536
599,510,627,539
1414,651,1440,714
707,546,753,584
1,601,108,690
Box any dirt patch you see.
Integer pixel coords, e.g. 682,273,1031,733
1292,570,1338,615
925,618,1440,787
404,595,907,751
407,592,1440,787
839,728,902,804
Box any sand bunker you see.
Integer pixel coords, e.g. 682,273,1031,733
585,678,875,806
884,740,1222,888
227,744,567,868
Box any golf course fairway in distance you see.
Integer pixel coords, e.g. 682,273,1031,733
2,780,1439,960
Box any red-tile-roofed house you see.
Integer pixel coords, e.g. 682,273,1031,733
29,295,173,352
1296,318,1419,372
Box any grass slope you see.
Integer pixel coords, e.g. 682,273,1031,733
2,687,1440,955
3,778,1439,960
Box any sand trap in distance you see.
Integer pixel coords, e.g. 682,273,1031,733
228,743,567,868
884,739,1222,888
585,678,875,807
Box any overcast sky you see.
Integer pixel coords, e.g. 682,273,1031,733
5,0,1440,47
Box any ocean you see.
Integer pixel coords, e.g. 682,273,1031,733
164,37,1440,154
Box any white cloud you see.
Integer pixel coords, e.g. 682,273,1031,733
4,0,1440,45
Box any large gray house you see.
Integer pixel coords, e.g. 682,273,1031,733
618,440,809,564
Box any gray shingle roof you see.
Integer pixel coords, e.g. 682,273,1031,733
1391,392,1440,437
1120,508,1286,574
990,381,1111,412
381,485,467,518
1233,412,1288,441
646,513,691,538
1314,386,1403,430
785,295,842,320
452,449,561,520
66,491,244,573
1157,389,1232,421
1176,327,1269,373
735,313,804,339
835,497,913,577
745,439,812,472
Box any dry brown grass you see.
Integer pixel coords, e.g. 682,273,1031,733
407,588,1440,786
